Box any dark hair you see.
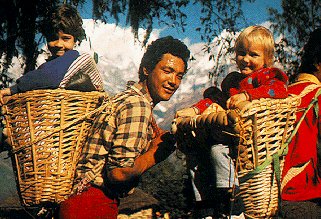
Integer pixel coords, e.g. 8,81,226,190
203,86,227,108
138,36,190,81
40,4,85,43
298,28,321,74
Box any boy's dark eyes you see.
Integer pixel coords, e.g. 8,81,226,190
62,37,72,40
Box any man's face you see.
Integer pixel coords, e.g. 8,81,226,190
47,31,75,58
144,53,186,104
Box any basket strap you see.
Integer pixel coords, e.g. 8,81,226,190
239,86,321,183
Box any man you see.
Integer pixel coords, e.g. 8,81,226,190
59,36,190,219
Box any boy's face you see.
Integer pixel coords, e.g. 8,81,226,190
47,31,75,58
235,40,265,75
144,53,185,104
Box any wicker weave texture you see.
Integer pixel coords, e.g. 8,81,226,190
171,96,300,218
236,96,300,218
2,89,106,206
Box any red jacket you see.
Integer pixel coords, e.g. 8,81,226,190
194,68,288,113
228,67,288,100
281,73,321,201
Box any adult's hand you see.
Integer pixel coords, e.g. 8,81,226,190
150,131,176,163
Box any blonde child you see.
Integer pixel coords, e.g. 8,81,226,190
207,25,288,114
176,25,288,217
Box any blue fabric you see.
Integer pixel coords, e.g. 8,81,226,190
188,144,237,202
10,50,79,94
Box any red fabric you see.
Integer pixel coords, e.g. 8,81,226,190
282,81,321,201
59,186,119,219
194,68,288,112
228,67,288,100
193,98,213,114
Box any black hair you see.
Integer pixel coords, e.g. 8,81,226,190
138,36,190,82
40,4,85,43
298,28,321,74
203,86,227,109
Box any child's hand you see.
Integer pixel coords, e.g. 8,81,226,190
226,93,249,109
175,107,199,118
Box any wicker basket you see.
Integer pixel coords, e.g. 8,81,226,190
172,95,300,218
235,96,300,218
1,89,107,206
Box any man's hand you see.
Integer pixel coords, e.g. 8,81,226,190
149,131,176,163
107,131,176,184
226,92,249,109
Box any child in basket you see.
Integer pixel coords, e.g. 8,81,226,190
177,25,288,119
0,4,103,105
175,25,289,217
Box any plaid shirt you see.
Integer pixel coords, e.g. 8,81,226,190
73,82,154,192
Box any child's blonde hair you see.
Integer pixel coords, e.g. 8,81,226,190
235,25,275,67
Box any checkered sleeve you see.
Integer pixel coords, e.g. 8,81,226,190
74,109,113,186
106,94,152,170
74,91,153,188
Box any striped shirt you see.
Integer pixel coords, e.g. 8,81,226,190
59,52,103,91
10,50,103,94
74,82,155,190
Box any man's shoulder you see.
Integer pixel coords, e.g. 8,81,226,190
113,88,152,109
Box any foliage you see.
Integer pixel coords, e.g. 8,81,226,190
195,0,249,79
0,0,59,88
268,0,321,81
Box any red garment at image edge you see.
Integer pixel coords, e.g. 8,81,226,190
282,79,321,201
59,186,119,219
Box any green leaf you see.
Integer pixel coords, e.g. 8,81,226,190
94,52,99,64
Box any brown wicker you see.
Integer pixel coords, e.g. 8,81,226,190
1,89,108,206
235,96,300,218
172,95,300,218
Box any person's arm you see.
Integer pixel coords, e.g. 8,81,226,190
106,96,175,184
107,130,175,183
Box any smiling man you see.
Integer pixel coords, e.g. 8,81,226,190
59,36,190,219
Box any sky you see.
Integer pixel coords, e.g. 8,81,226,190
6,0,285,125
78,0,282,44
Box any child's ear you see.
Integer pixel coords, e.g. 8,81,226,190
143,67,149,76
